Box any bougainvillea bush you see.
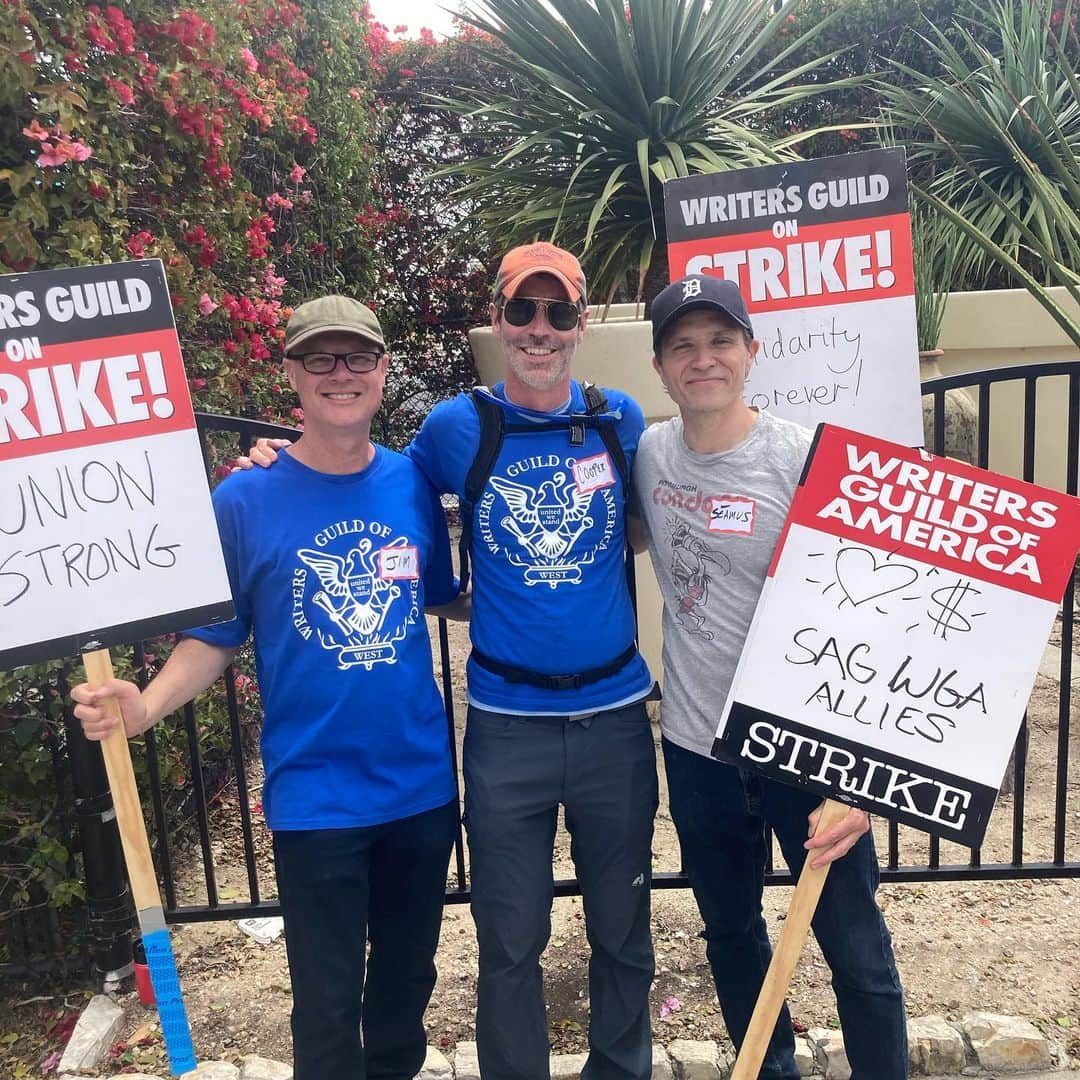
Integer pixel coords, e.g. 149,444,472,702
1,0,381,422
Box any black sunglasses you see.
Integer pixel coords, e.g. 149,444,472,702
292,350,384,374
500,296,582,332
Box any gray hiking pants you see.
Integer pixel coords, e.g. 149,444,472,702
463,702,658,1080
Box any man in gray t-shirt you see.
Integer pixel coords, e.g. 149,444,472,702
629,275,907,1079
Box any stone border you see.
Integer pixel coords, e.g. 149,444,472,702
57,997,1074,1078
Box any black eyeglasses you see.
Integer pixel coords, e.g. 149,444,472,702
291,350,384,374
500,296,582,332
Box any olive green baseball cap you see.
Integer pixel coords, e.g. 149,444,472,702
284,295,385,355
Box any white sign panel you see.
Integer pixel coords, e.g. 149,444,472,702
0,260,233,668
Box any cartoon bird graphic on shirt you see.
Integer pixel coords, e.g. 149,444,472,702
297,539,400,640
490,472,595,560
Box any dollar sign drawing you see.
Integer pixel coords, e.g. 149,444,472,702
928,580,979,639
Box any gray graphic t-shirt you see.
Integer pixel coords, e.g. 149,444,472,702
633,411,813,758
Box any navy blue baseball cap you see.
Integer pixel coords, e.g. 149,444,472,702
650,274,753,353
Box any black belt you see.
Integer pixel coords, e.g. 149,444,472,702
470,643,638,691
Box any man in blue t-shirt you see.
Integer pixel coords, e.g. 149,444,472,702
408,244,658,1080
242,247,659,1079
72,296,461,1080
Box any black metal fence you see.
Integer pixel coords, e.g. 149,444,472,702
3,361,1078,976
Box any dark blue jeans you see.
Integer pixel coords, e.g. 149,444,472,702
272,799,458,1080
464,703,658,1080
662,739,907,1080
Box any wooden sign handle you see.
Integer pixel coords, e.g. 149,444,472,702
83,649,159,910
82,648,196,1075
729,797,852,1080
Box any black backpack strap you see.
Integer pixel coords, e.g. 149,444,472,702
459,390,506,592
581,381,630,492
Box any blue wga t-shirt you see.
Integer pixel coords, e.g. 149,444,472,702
407,381,653,715
187,447,457,831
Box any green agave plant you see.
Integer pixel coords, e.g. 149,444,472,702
436,0,867,305
881,0,1079,347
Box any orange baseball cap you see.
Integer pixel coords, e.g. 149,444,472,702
494,242,587,304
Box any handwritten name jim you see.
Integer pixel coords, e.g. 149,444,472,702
730,442,1065,835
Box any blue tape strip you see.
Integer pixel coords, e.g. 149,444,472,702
142,927,197,1074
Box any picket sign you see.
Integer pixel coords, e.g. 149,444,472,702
729,798,849,1080
0,261,237,1076
83,648,196,1075
712,423,1080,1074
663,147,923,448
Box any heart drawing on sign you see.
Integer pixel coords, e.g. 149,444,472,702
834,546,920,607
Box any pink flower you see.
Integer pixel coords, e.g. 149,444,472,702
36,144,67,167
126,230,154,257
263,267,286,298
658,995,681,1019
64,139,92,162
22,119,51,142
105,77,134,105
198,293,219,316
288,162,306,184
239,46,259,73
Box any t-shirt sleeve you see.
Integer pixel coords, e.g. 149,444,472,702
421,476,459,606
183,480,252,649
628,425,656,539
617,393,647,471
405,399,457,493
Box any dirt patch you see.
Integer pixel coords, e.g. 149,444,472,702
2,616,1079,1075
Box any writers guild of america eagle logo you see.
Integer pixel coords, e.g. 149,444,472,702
485,470,614,588
297,537,413,669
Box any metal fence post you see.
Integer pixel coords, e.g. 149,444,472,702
63,702,134,984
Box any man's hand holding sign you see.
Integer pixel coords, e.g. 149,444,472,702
1,260,235,1075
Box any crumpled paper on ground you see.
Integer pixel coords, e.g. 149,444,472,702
236,916,284,945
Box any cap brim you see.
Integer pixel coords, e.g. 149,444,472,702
653,299,752,351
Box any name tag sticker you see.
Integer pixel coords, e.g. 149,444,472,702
378,545,419,579
708,496,756,534
573,452,615,494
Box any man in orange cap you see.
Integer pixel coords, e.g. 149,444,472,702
408,243,658,1080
